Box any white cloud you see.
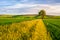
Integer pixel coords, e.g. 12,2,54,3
0,3,60,15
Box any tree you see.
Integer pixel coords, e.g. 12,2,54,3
38,10,46,19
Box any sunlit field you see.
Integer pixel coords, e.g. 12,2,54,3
0,0,60,40
0,19,52,40
0,15,60,40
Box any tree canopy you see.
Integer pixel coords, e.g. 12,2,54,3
38,10,46,19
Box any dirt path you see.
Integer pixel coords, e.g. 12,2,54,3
32,19,52,40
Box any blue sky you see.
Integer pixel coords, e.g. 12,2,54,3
0,0,60,15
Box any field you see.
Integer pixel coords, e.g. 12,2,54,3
0,15,60,40
0,19,52,40
0,15,36,25
43,19,60,40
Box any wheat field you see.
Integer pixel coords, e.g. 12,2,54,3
0,19,52,40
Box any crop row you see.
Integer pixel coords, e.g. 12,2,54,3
43,19,60,40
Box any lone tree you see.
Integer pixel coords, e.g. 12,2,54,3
38,10,46,19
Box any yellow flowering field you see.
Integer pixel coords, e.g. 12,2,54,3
0,19,52,40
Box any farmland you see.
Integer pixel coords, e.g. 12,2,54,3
43,19,60,40
0,15,36,25
0,15,60,25
0,15,60,40
0,19,52,40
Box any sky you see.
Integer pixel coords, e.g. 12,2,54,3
0,0,60,15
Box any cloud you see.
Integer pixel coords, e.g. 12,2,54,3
0,3,60,15
0,0,60,16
